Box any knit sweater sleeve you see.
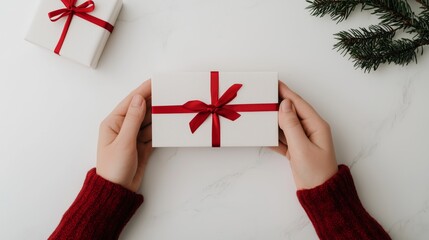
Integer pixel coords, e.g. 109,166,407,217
297,165,391,240
49,168,143,240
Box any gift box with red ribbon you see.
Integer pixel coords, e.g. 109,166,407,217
152,71,279,147
26,0,122,68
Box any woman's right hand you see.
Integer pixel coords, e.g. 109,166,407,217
272,81,338,190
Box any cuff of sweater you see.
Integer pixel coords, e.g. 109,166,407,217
49,168,143,240
297,165,388,239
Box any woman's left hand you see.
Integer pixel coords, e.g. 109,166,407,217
96,80,153,192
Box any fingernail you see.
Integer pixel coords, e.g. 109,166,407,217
131,95,143,107
280,99,292,112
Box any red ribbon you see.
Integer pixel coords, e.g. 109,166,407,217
48,0,114,54
152,71,278,147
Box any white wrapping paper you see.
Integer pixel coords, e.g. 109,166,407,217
152,72,279,147
26,0,122,68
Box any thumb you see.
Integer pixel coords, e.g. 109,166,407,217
118,94,146,144
278,99,308,149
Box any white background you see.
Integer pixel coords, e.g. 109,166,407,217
1,0,429,239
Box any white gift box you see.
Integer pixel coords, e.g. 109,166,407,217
25,0,122,68
152,71,279,147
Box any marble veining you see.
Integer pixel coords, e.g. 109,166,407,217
349,76,415,169
388,200,429,238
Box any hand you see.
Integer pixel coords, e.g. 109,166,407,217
96,80,153,192
273,81,338,190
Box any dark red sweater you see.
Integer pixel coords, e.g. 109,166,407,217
297,165,390,239
49,169,143,240
49,165,390,239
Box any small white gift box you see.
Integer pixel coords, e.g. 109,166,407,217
152,71,279,147
26,0,122,68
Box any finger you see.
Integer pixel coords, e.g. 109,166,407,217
137,124,152,144
142,97,152,127
98,115,123,146
111,80,151,116
117,95,147,144
270,141,289,158
279,129,287,146
278,81,323,123
133,143,153,186
278,99,309,149
278,81,334,152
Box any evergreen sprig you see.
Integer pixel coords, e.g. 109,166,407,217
306,0,429,72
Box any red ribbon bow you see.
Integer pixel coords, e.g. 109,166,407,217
48,0,114,54
183,72,242,147
152,71,278,147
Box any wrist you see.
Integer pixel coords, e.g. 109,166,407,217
294,163,338,190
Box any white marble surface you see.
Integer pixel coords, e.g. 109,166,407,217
1,0,429,239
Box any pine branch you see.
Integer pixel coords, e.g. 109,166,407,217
306,0,362,22
364,0,417,28
334,25,397,55
307,0,417,27
416,0,429,33
349,38,428,72
415,0,429,9
415,15,429,35
306,0,429,72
